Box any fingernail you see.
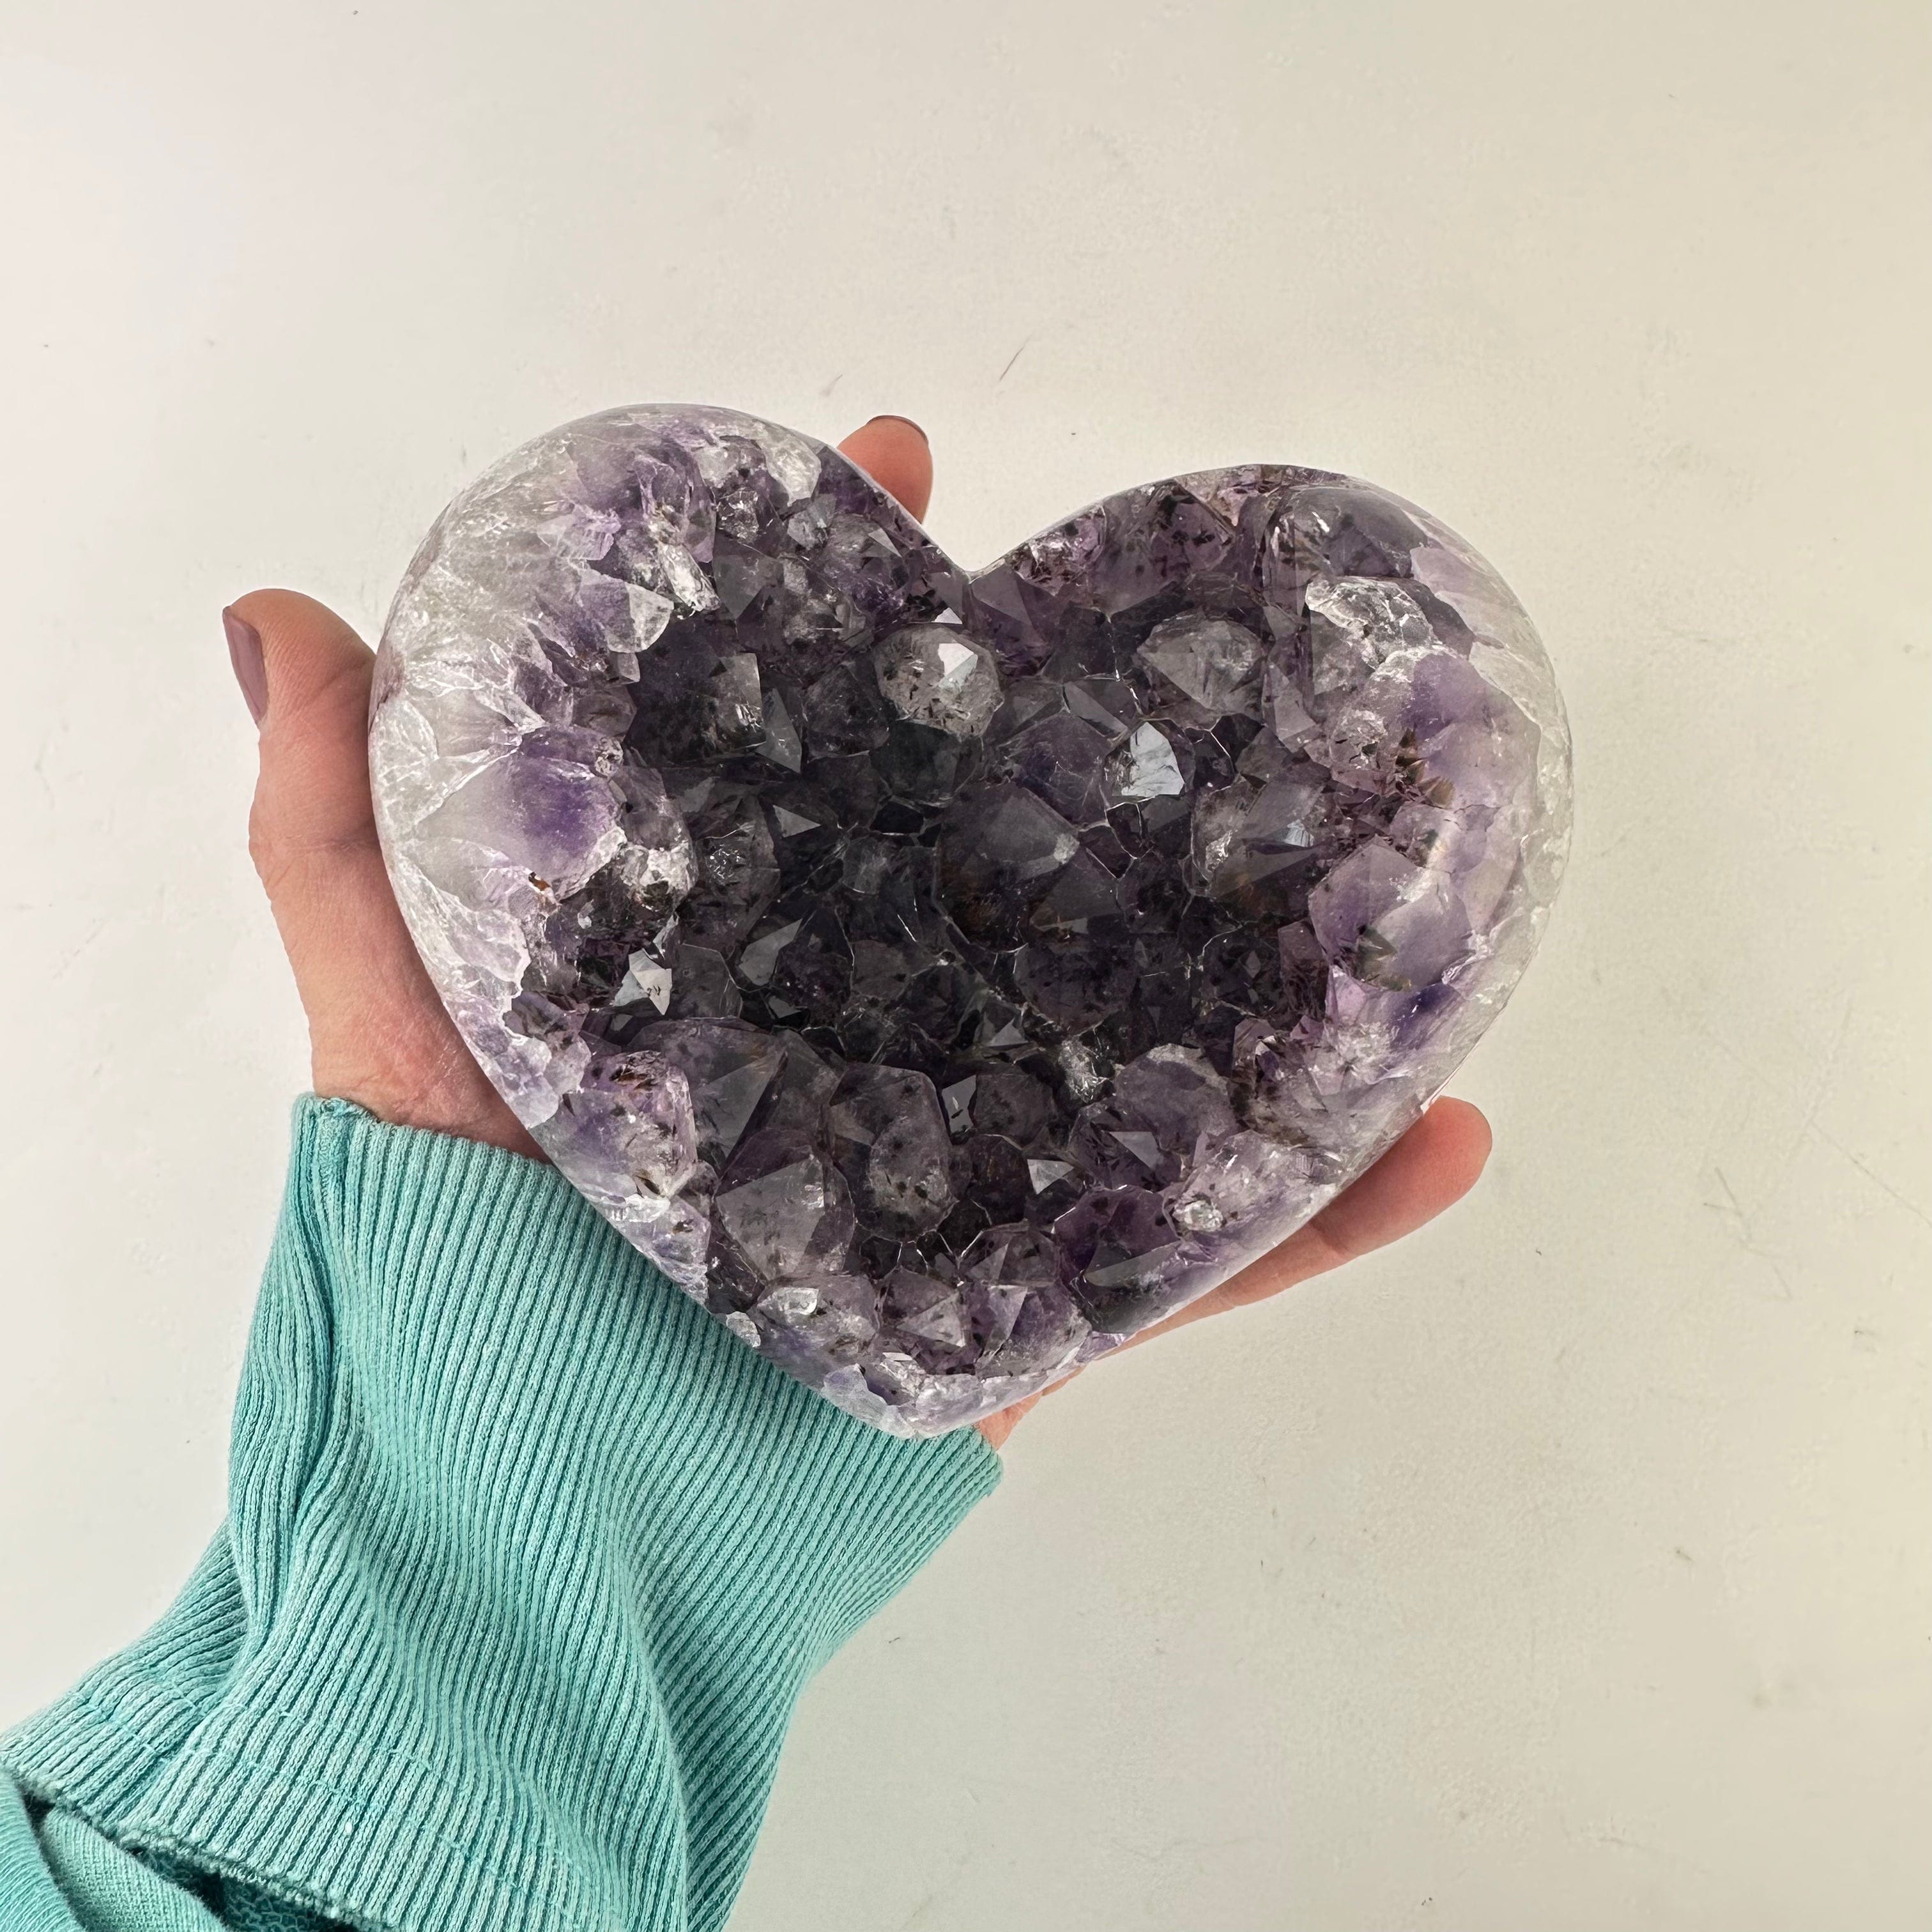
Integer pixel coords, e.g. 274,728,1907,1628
866,413,928,445
224,607,268,725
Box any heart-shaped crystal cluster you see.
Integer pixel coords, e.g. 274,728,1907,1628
371,406,1569,1434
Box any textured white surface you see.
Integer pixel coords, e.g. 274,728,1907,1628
1,4,1925,1927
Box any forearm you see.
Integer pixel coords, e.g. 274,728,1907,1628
3,1100,999,1932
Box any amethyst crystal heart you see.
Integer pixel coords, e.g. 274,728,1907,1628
370,406,1570,1434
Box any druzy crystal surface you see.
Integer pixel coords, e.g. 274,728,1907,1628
370,406,1570,1434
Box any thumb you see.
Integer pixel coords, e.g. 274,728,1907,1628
225,590,379,888
223,588,539,1156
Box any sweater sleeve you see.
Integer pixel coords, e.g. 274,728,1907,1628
1,1098,1002,1932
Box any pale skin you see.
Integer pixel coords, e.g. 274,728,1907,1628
231,416,1492,1453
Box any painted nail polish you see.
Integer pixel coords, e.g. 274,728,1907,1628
224,608,268,724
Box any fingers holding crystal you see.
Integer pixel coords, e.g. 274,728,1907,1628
837,415,933,521
1147,1096,1494,1338
228,588,539,1157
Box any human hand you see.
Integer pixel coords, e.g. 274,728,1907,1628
227,420,941,1160
227,415,1490,1451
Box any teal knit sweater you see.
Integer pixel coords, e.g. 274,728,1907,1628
1,1100,1002,1931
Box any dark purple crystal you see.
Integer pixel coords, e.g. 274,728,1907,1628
371,406,1569,1434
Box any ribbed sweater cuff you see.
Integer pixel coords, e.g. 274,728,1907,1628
3,1098,1000,1932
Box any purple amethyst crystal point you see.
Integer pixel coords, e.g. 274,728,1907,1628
371,406,1570,1436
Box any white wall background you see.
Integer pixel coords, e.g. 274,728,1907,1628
2,3,1926,1926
